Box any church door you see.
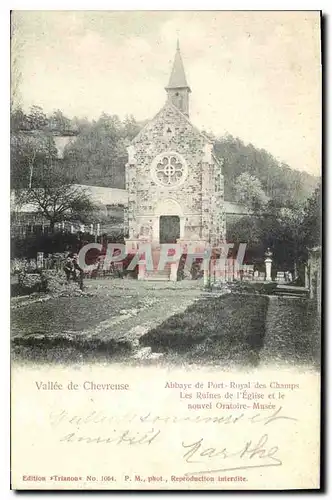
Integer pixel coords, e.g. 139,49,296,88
159,216,180,244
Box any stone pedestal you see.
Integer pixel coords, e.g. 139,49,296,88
138,264,146,280
305,265,309,289
203,266,210,287
265,258,272,282
264,248,273,282
170,262,178,282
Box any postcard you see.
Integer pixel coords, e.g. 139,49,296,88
10,10,322,490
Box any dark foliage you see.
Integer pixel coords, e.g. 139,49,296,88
214,133,318,206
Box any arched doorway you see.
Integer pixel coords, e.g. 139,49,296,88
159,215,180,243
153,198,184,244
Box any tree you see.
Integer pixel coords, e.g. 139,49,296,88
11,131,58,189
63,113,128,188
11,105,57,189
26,105,48,131
11,15,23,110
214,133,318,206
122,115,141,141
269,204,305,275
15,165,96,231
300,183,322,251
227,182,322,276
49,109,73,134
11,108,96,230
234,172,269,212
227,215,263,247
11,106,147,191
11,107,29,132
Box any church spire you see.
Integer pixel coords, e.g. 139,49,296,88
166,40,191,91
165,41,191,117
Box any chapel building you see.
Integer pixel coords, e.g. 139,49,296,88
124,42,226,279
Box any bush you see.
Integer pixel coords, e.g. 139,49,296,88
41,270,68,293
16,271,46,295
14,268,86,296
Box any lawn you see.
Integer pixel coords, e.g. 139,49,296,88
11,281,320,368
140,294,269,367
139,293,320,369
11,292,148,363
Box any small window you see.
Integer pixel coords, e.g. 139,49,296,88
163,125,175,138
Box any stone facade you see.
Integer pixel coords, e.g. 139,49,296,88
124,44,226,265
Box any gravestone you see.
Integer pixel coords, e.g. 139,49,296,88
276,272,286,283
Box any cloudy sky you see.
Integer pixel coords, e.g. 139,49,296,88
12,10,321,175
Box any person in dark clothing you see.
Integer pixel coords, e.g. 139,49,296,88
72,253,84,291
63,255,74,282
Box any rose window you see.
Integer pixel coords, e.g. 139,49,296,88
154,155,185,186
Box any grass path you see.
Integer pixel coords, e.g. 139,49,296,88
260,296,320,369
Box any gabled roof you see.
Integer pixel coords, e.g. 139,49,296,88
131,100,213,145
131,104,169,145
168,101,213,144
165,41,191,91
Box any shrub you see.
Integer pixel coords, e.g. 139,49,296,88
17,271,46,295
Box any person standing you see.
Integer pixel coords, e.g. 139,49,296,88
63,254,74,283
72,253,84,291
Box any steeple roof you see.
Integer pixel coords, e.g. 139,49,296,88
166,41,191,90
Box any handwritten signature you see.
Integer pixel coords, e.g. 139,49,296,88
53,406,294,475
182,433,282,475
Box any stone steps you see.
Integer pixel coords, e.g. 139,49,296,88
144,269,171,281
144,260,172,281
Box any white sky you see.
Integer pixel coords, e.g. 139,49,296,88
11,10,321,175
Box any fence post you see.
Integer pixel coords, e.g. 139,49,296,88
37,252,44,269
